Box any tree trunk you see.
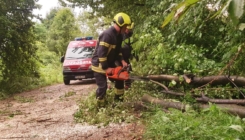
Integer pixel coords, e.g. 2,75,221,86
161,90,245,105
147,75,245,87
141,94,245,118
196,98,245,105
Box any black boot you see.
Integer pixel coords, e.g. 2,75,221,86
114,94,124,102
96,98,107,108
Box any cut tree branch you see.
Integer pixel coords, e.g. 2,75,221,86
196,97,245,105
142,94,245,118
147,75,245,87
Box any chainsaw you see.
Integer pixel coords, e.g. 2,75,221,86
106,65,149,81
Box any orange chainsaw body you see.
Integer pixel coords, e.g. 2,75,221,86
106,66,129,81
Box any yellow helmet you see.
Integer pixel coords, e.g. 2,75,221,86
127,22,134,30
113,12,131,27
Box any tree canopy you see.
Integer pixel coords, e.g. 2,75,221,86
1,0,245,97
59,0,245,76
46,8,80,55
0,0,39,93
58,0,245,98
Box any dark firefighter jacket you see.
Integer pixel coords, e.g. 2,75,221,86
121,32,133,63
91,26,123,74
121,43,132,64
121,31,136,64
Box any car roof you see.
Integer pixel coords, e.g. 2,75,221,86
68,40,97,48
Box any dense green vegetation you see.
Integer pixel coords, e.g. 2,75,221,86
1,0,245,139
0,1,81,98
0,0,39,95
144,106,245,139
69,0,245,139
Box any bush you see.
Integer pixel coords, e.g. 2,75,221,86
144,105,245,139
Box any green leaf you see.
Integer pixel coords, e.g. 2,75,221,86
171,80,177,85
174,0,199,22
228,0,245,25
229,0,244,19
238,23,245,30
229,125,244,133
210,0,232,19
161,0,199,28
161,12,175,28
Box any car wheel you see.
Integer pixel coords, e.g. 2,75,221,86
64,79,70,85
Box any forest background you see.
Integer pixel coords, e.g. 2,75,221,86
1,0,245,139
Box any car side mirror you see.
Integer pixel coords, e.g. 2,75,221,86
60,56,64,63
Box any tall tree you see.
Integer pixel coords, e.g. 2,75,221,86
46,8,80,55
42,7,60,30
59,0,245,77
0,0,39,93
77,11,110,38
34,23,47,44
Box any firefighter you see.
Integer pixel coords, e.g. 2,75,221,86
121,23,134,89
91,12,132,107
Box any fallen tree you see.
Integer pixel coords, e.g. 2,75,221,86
147,75,245,87
141,94,245,118
160,90,245,105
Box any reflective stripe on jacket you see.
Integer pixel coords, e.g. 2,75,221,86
91,26,123,74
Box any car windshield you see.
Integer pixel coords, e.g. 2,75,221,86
65,46,94,59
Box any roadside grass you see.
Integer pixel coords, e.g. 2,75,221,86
0,110,23,118
74,81,245,139
59,91,76,100
64,91,76,97
14,95,34,103
0,64,63,100
0,58,62,100
143,105,245,139
74,81,165,126
74,88,138,127
0,92,8,100
38,62,63,87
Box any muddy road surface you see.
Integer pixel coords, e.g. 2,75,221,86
0,80,144,140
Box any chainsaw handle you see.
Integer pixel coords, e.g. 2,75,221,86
117,66,128,76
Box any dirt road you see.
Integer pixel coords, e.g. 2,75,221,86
0,80,143,140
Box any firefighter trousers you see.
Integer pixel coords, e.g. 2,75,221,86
94,72,124,100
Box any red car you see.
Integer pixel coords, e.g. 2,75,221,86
60,37,97,85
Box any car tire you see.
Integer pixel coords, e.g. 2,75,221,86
64,79,70,85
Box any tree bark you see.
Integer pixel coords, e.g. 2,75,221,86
147,75,245,87
161,90,245,105
141,94,245,118
196,98,245,105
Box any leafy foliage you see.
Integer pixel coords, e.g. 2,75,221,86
35,41,63,86
161,0,199,28
34,23,47,43
46,8,80,55
0,0,40,94
74,82,145,126
21,2,243,140
69,1,245,138
144,105,245,139
76,11,110,38
1,0,245,138
41,7,60,30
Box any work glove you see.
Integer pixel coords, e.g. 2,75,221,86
121,60,128,68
